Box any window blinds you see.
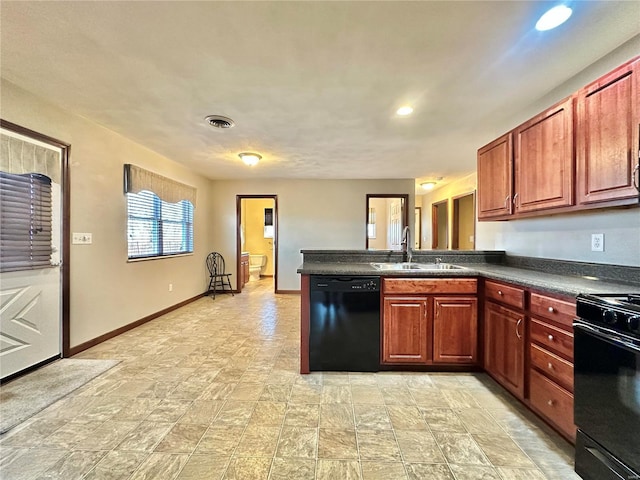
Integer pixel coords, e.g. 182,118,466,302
0,172,53,272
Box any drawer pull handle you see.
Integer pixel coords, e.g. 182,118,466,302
547,400,554,406
548,307,555,313
548,362,554,370
498,290,503,295
548,335,554,341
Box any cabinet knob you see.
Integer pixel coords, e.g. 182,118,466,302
548,306,555,313
548,362,554,370
548,335,554,341
547,400,554,406
498,290,503,296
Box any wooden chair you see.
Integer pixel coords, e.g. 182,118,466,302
206,252,234,299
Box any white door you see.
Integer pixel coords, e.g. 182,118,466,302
0,128,63,379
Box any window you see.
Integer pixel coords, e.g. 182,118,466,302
127,190,193,259
0,172,53,272
124,164,196,260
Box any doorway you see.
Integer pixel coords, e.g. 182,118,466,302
0,120,70,381
431,199,448,249
365,194,409,250
452,192,476,250
236,195,278,294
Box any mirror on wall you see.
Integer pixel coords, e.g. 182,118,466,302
431,199,448,249
452,192,475,250
366,194,409,250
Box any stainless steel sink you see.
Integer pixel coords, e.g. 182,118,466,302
370,262,465,271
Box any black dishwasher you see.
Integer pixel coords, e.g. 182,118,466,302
309,276,380,372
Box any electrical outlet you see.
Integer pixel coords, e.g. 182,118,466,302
168,284,173,292
72,233,92,244
591,233,604,252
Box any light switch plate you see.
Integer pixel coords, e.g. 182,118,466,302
72,233,92,244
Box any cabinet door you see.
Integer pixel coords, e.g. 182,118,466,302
484,302,525,399
514,97,574,213
576,57,640,205
382,297,429,364
477,133,513,220
433,297,478,364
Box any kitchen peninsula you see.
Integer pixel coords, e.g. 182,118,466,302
298,249,640,442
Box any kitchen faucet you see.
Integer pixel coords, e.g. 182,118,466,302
401,226,412,263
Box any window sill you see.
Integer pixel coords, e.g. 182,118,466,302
127,253,194,263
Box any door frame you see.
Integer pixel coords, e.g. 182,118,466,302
431,199,448,250
365,194,409,249
452,191,476,250
236,195,278,293
0,120,71,361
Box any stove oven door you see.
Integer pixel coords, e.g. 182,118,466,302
573,320,640,479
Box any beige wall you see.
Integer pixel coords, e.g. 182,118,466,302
456,194,475,250
243,198,275,276
208,179,415,291
1,80,213,348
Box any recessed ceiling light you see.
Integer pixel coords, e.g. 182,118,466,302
205,115,235,129
396,106,414,116
238,152,262,166
535,5,572,31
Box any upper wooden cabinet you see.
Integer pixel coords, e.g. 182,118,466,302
514,97,574,213
477,133,513,220
477,56,640,221
576,57,640,206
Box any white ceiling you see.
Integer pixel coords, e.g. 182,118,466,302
1,1,639,187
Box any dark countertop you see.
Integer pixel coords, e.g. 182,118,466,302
297,261,639,297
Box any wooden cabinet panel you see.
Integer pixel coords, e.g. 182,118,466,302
484,280,525,310
433,297,478,364
530,319,573,360
576,57,640,205
530,343,573,392
382,297,429,364
477,133,513,219
529,369,576,441
514,97,574,213
240,253,250,287
383,278,477,295
530,292,576,328
484,302,525,399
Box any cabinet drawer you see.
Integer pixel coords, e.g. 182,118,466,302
484,280,525,309
383,278,477,295
530,293,576,328
529,369,575,440
530,343,573,392
530,319,574,360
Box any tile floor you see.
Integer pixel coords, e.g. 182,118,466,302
0,278,581,480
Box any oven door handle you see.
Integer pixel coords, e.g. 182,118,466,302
574,322,640,354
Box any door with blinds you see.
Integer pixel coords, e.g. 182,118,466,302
0,123,67,380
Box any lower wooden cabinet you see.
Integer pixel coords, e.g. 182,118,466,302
240,253,249,287
381,278,478,367
484,301,525,400
433,297,478,364
382,297,429,364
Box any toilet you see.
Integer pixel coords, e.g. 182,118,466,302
249,254,267,281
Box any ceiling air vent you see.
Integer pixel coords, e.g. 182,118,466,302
205,115,235,129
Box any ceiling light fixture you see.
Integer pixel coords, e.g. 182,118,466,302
420,181,437,190
205,115,235,129
396,106,414,116
238,152,262,166
535,5,572,31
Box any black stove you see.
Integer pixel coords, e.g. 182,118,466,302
576,293,640,337
574,292,640,480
